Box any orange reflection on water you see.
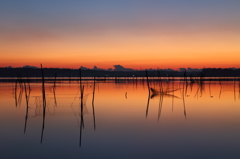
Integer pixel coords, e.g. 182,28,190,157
1,80,240,126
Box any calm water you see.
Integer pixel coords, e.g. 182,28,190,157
1,79,240,159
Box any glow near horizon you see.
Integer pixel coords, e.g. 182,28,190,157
0,0,240,70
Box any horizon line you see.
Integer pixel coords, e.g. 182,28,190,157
1,65,239,71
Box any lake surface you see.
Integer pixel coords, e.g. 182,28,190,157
1,79,240,159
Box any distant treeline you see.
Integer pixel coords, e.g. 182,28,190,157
0,67,239,77
202,68,240,77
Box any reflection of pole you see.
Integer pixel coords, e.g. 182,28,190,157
14,80,18,107
17,75,23,107
145,70,150,118
40,112,46,143
172,76,174,112
182,82,187,119
158,95,163,121
40,64,46,143
92,77,96,130
238,77,240,99
146,93,150,118
24,81,30,133
53,73,57,107
79,85,84,147
157,70,163,121
219,77,222,99
79,67,84,147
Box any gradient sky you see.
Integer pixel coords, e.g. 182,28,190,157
0,0,240,70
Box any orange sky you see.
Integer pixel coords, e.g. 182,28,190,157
1,31,240,70
1,1,240,70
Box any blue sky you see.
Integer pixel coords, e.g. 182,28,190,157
1,0,239,35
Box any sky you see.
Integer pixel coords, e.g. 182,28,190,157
0,0,240,70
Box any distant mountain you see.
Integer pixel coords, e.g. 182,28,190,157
3,64,205,72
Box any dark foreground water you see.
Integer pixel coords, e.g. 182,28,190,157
1,79,240,159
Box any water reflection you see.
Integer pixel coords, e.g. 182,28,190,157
144,77,240,122
1,78,240,158
79,85,84,147
23,81,31,134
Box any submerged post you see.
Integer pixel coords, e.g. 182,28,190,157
145,70,151,117
92,77,96,130
79,85,84,147
146,70,150,94
79,68,82,90
53,73,57,106
23,81,29,133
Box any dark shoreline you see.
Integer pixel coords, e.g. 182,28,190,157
0,77,239,83
1,67,240,78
